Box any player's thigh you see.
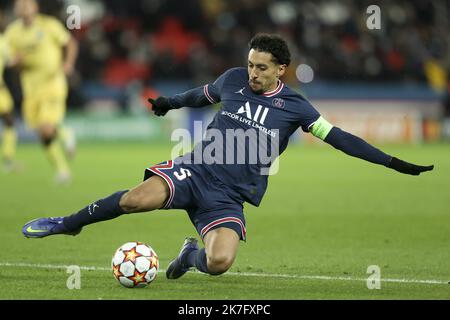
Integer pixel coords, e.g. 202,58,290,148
203,227,240,267
37,97,66,129
120,175,170,213
22,96,40,129
144,160,199,210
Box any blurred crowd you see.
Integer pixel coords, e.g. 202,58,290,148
1,0,449,106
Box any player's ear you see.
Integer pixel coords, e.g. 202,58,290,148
278,64,287,78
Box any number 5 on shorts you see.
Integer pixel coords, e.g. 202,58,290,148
174,168,192,181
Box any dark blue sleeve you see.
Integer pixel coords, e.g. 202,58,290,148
324,127,392,166
168,86,211,109
293,97,321,132
168,68,235,109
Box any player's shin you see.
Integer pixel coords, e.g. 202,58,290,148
57,126,76,160
186,247,209,274
62,190,128,231
2,126,17,162
43,135,71,180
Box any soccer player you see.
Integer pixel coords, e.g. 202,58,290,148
22,34,434,279
0,31,18,172
4,0,78,183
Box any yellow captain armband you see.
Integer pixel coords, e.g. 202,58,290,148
310,116,333,140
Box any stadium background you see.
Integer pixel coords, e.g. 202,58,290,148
1,0,449,143
0,0,449,300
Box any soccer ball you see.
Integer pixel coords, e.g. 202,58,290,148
111,241,159,288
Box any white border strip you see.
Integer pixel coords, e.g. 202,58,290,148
0,262,447,285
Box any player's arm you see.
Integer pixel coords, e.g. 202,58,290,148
148,85,216,117
63,36,78,76
147,68,236,116
0,37,12,66
309,116,434,176
3,26,22,68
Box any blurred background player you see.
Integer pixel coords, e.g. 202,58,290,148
4,0,78,183
0,28,18,172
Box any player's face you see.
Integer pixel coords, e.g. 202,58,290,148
247,49,286,95
14,0,38,20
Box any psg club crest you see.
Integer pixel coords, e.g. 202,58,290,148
272,98,285,109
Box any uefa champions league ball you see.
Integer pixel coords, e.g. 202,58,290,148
111,241,159,288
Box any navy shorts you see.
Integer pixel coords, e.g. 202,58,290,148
144,160,247,241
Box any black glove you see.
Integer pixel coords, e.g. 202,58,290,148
147,96,174,117
388,157,434,176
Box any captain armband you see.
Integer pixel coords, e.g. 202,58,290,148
309,116,333,140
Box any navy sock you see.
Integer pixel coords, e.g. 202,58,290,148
63,190,128,231
186,248,209,274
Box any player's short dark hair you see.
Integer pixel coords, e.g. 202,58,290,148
248,33,291,66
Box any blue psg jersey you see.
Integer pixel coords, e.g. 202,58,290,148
170,67,321,207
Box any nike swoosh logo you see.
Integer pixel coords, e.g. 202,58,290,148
26,226,47,233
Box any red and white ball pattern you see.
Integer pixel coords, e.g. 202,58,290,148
111,241,159,288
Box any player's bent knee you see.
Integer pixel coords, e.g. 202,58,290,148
39,126,57,146
207,254,234,275
39,125,57,139
203,227,239,275
1,113,14,127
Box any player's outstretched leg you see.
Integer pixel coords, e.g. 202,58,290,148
22,175,169,238
22,190,127,238
166,227,239,279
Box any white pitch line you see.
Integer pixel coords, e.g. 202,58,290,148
0,262,447,285
0,262,111,271
225,271,448,285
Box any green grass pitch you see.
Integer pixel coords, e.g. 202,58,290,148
0,141,449,299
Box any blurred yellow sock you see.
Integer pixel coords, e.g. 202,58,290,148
46,140,70,175
58,126,69,143
58,126,76,160
2,127,17,161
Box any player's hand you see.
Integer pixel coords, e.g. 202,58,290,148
147,96,173,116
388,157,434,176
